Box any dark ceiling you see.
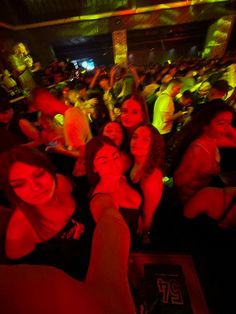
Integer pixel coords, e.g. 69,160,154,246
0,0,235,27
0,0,236,65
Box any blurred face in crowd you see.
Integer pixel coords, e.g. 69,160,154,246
93,144,122,181
103,122,123,147
0,108,13,124
204,111,233,138
170,83,182,97
120,99,143,129
130,126,151,159
198,82,211,98
9,162,56,205
99,78,109,90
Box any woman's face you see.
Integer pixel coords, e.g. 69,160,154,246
9,162,56,205
204,111,233,138
130,126,151,158
93,144,122,181
103,122,123,147
120,99,143,129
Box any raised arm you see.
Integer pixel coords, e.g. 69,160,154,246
140,168,163,233
0,194,136,314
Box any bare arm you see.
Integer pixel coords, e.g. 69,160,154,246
89,67,101,89
216,125,236,148
140,168,163,232
0,194,136,314
19,119,42,147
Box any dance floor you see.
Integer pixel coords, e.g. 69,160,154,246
129,253,209,314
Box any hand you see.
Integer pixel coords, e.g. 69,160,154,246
86,98,98,107
110,65,117,76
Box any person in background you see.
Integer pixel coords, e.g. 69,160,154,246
173,90,194,132
8,42,36,94
101,121,131,172
129,123,165,242
0,194,136,314
169,101,236,205
119,94,149,141
89,67,117,121
152,78,185,141
0,88,39,151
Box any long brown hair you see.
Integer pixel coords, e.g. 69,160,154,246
131,123,165,178
0,146,57,211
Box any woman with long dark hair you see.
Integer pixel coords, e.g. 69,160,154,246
0,146,92,279
129,123,165,241
167,100,236,204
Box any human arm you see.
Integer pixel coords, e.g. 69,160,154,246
183,188,213,219
18,118,42,147
184,187,236,222
174,143,218,203
89,67,102,89
216,125,236,148
153,94,177,127
0,194,136,314
63,107,92,156
140,168,163,233
45,142,83,158
129,65,140,88
109,65,117,88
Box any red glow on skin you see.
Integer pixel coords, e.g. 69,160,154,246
9,162,56,205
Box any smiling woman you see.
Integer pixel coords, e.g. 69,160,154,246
0,146,92,279
85,136,141,241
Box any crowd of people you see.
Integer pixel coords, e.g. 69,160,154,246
0,42,236,312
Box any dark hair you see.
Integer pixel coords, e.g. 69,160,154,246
98,74,109,83
85,135,119,188
182,90,194,102
131,123,165,177
121,94,150,123
166,100,234,176
211,79,229,93
0,146,57,210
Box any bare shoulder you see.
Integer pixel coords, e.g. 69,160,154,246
184,187,224,218
7,209,35,240
141,168,163,189
56,174,73,193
